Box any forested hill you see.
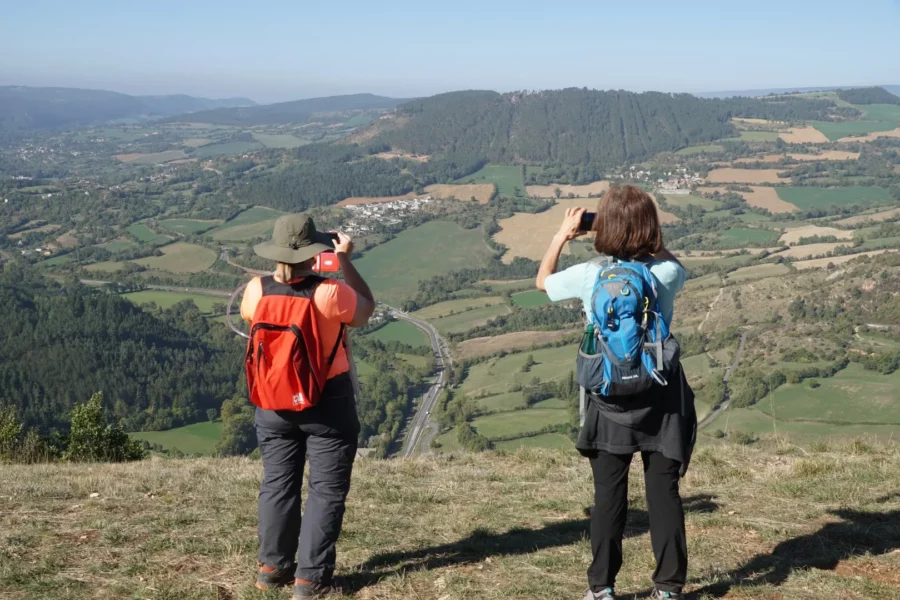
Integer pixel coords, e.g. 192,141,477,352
0,265,242,433
371,88,835,166
836,86,900,105
0,86,256,131
167,93,407,125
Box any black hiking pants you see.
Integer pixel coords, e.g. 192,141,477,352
588,450,687,594
255,373,360,584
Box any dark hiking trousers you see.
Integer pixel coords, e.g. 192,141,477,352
588,450,687,594
255,373,360,584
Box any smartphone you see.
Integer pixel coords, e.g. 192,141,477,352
579,212,596,232
325,232,340,248
314,252,340,273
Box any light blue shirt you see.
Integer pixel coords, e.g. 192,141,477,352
545,257,686,324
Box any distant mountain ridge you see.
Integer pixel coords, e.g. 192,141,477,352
167,93,408,125
0,86,256,131
698,84,900,99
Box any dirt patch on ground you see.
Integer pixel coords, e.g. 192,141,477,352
374,151,430,162
834,207,900,226
744,187,797,213
182,138,210,147
779,126,829,144
772,242,851,259
839,127,900,143
9,223,61,238
526,181,611,199
495,198,676,263
114,153,145,162
735,151,859,164
682,248,781,257
338,184,494,206
456,329,578,359
426,183,494,204
706,168,791,184
55,231,78,248
779,225,855,245
795,249,898,269
699,185,797,212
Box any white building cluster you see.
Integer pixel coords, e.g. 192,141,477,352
343,196,433,236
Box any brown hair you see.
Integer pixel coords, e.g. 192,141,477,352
593,185,663,260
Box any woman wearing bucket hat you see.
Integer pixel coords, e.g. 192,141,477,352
240,213,375,598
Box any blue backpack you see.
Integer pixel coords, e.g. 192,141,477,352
576,259,680,397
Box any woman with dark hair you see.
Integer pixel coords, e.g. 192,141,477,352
241,214,375,599
536,185,696,600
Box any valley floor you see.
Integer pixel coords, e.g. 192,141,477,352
2,439,899,599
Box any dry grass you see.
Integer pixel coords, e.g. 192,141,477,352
838,127,900,143
493,199,598,263
779,225,854,245
426,184,495,204
734,151,859,164
706,169,791,184
373,151,430,162
55,231,78,249
772,242,851,259
2,440,899,599
455,330,578,359
526,181,610,199
794,249,900,270
701,186,797,213
182,138,211,148
338,184,494,207
779,127,830,144
834,207,900,226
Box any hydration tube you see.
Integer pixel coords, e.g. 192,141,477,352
224,279,361,397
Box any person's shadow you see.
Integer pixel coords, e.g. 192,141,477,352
691,507,900,597
342,494,720,593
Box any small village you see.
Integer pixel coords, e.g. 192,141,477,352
342,196,434,236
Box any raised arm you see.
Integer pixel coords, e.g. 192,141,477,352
536,207,586,291
334,232,375,327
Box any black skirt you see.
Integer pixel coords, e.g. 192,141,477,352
576,366,697,476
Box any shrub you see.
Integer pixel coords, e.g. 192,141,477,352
65,393,145,463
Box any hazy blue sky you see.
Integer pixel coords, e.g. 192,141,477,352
1,0,899,103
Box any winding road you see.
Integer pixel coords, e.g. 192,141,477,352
698,331,747,429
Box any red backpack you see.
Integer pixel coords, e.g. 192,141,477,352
245,276,345,411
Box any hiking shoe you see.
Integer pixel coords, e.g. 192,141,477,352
294,579,342,598
650,590,682,599
583,588,616,600
255,563,295,590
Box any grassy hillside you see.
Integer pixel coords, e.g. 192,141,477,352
2,441,899,598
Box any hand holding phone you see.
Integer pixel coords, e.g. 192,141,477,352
578,212,596,233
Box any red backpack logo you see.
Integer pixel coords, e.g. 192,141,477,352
245,276,344,411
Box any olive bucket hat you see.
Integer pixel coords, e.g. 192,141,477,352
253,214,335,264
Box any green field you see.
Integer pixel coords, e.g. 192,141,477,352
475,392,529,412
158,219,224,234
414,297,505,319
812,104,900,140
252,133,309,149
471,408,569,439
130,421,222,455
510,290,551,308
478,279,533,292
134,242,218,273
84,261,125,273
708,407,900,442
122,290,225,313
193,141,263,158
344,115,374,127
713,227,781,249
98,239,138,252
462,345,576,397
208,206,285,242
366,321,428,347
674,144,725,156
127,223,172,245
40,254,74,267
427,304,511,335
726,263,791,282
356,221,495,306
664,194,720,210
457,165,524,198
776,186,891,210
